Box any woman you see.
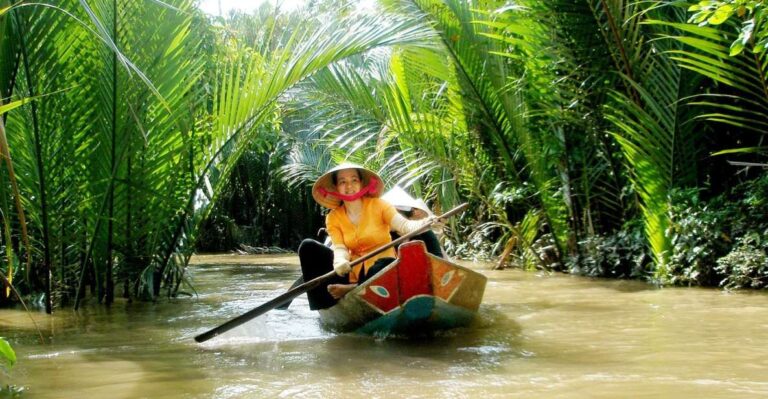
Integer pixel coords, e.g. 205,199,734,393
299,163,432,310
381,185,445,258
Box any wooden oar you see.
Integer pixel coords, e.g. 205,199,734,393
194,202,468,343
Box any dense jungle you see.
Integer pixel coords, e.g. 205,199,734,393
0,0,767,391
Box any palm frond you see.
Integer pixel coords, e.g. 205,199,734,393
653,19,768,152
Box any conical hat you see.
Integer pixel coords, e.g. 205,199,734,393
381,186,434,217
311,163,386,209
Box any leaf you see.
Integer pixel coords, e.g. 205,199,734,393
707,4,734,25
758,38,768,54
0,338,16,372
729,41,745,56
0,99,30,115
0,86,73,115
712,146,767,156
730,18,754,56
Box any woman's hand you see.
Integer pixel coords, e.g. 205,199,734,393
425,215,444,230
333,261,352,276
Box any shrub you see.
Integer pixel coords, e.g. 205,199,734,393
566,219,651,279
716,230,768,290
666,174,768,287
666,188,733,286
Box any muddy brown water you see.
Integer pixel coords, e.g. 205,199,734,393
1,253,766,398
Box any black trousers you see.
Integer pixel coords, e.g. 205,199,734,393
298,239,393,310
390,230,444,258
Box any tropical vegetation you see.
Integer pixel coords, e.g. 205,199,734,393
0,336,22,396
0,0,766,314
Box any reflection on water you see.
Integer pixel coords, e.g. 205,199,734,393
1,253,767,398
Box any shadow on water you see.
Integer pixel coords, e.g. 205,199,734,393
192,263,300,280
591,278,658,294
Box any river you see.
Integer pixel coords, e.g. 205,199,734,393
1,253,767,398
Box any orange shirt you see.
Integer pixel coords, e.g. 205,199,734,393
326,197,397,283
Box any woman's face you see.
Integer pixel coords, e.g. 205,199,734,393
410,208,428,220
335,169,362,196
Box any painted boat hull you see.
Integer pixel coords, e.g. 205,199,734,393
318,240,487,336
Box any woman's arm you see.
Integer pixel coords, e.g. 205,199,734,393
326,213,352,275
389,212,432,236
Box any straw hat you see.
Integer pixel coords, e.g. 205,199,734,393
381,186,435,217
311,162,386,209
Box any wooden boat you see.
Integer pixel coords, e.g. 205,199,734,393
318,240,487,335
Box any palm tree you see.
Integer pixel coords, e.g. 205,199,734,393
539,1,702,277
1,0,435,307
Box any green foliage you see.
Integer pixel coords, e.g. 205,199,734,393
402,0,572,257
601,3,696,276
0,0,435,306
269,0,764,287
658,1,768,161
667,188,733,286
0,337,24,397
451,224,499,262
566,219,651,279
716,230,768,289
277,9,473,231
3,0,768,302
569,174,768,286
0,385,24,398
198,140,323,252
666,174,768,287
739,171,768,227
196,214,240,252
0,337,14,373
688,0,767,55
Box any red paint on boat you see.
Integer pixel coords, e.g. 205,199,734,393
396,241,432,302
360,266,400,312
